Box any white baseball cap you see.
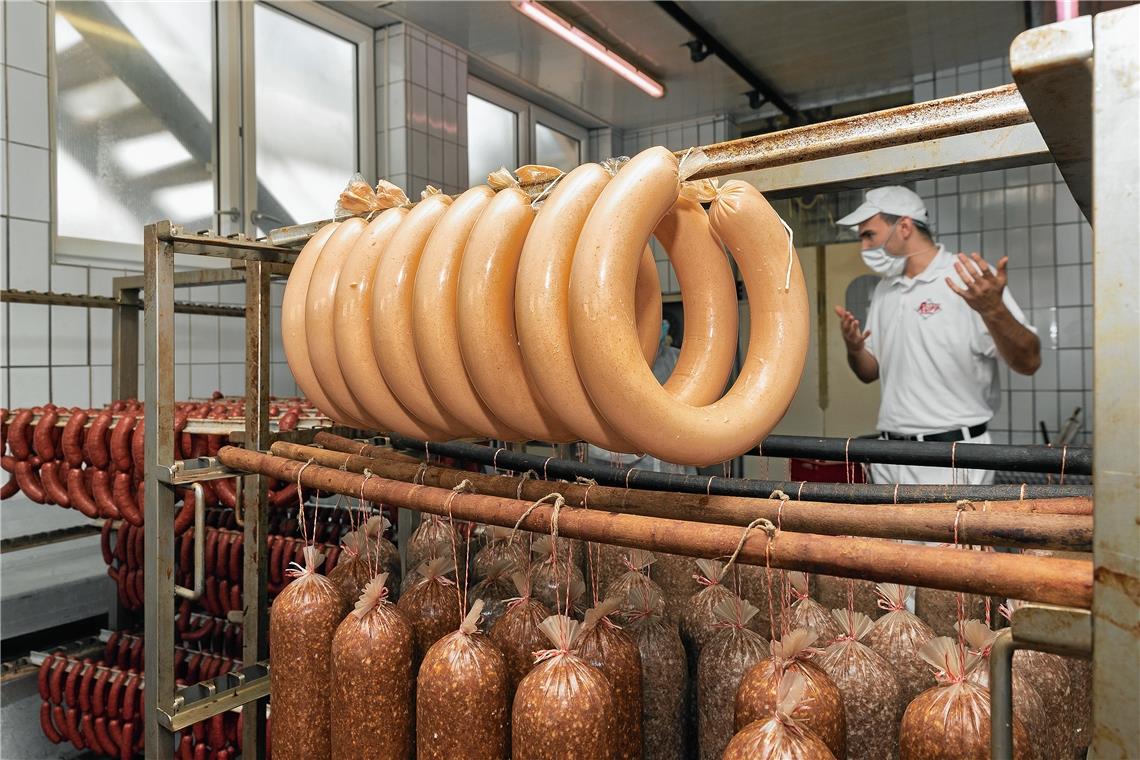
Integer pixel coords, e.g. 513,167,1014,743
837,186,929,227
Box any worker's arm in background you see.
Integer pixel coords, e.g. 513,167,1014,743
947,252,1042,375
834,305,879,383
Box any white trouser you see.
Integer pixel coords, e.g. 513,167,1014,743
870,430,995,612
869,431,996,486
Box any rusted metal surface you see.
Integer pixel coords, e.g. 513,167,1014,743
281,439,1092,550
1012,603,1092,657
219,445,1094,609
142,223,178,758
1,288,244,317
1090,7,1140,758
241,260,272,759
1010,15,1092,220
740,121,1051,200
679,84,1033,180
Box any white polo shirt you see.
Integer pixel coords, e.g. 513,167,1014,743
864,245,1035,435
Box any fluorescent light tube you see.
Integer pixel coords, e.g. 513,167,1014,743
513,0,665,98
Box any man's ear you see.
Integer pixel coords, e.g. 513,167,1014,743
898,216,914,238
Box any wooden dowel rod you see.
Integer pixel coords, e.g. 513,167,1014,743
219,446,1092,609
274,441,1091,551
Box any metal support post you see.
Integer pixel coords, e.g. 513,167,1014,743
1091,6,1140,757
143,223,178,759
241,261,271,760
112,285,140,401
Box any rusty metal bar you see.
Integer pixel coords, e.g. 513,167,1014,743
1,288,245,317
218,446,1092,608
274,440,1092,550
681,84,1032,180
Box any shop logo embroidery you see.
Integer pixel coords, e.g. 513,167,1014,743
916,299,942,318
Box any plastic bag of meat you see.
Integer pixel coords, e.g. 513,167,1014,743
603,549,665,625
330,572,414,759
511,615,616,760
488,571,552,698
471,558,520,631
626,587,686,760
417,600,509,759
899,637,1031,759
723,670,836,760
396,557,463,662
817,575,882,623
329,527,388,604
528,536,585,614
696,595,771,760
734,627,846,759
958,619,1048,760
816,609,903,760
472,526,529,583
407,514,459,575
269,546,349,760
787,571,843,644
577,598,643,760
865,583,936,710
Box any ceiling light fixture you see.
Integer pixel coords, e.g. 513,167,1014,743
513,0,665,99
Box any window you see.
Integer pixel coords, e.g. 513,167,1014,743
466,78,586,182
253,4,359,232
54,2,216,258
53,1,373,266
535,122,580,172
467,95,518,188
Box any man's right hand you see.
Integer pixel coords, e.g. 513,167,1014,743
834,306,871,354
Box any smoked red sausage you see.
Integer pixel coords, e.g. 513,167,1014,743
33,408,59,461
14,460,46,503
40,701,63,743
40,462,70,507
84,412,113,469
8,410,34,460
61,410,88,467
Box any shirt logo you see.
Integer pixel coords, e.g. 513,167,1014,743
916,299,942,318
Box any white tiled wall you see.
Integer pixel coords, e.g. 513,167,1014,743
376,23,468,198
912,59,1094,446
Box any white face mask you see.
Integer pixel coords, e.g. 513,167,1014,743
860,222,908,277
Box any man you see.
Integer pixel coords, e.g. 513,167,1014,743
833,186,1040,485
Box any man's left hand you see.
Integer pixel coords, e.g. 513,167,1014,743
946,252,1007,316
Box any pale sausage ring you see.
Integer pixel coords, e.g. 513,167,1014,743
412,186,524,440
457,187,578,442
370,193,472,437
515,162,738,450
281,221,370,427
569,146,809,465
332,207,450,439
305,217,376,427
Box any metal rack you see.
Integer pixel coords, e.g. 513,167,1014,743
136,9,1136,759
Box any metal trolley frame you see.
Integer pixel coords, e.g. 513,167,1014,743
137,9,1136,759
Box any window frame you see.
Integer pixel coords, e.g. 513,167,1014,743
50,0,374,267
466,76,588,177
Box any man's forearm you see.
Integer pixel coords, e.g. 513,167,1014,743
847,348,880,383
982,305,1041,375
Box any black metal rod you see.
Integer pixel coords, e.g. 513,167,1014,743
752,435,1090,476
388,435,1091,505
655,0,804,122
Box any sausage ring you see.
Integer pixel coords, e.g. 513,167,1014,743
514,163,668,449
281,222,367,426
330,208,447,438
411,186,523,439
303,217,378,428
456,187,576,442
370,192,471,436
568,148,809,465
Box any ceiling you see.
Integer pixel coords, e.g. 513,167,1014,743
326,1,1027,131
